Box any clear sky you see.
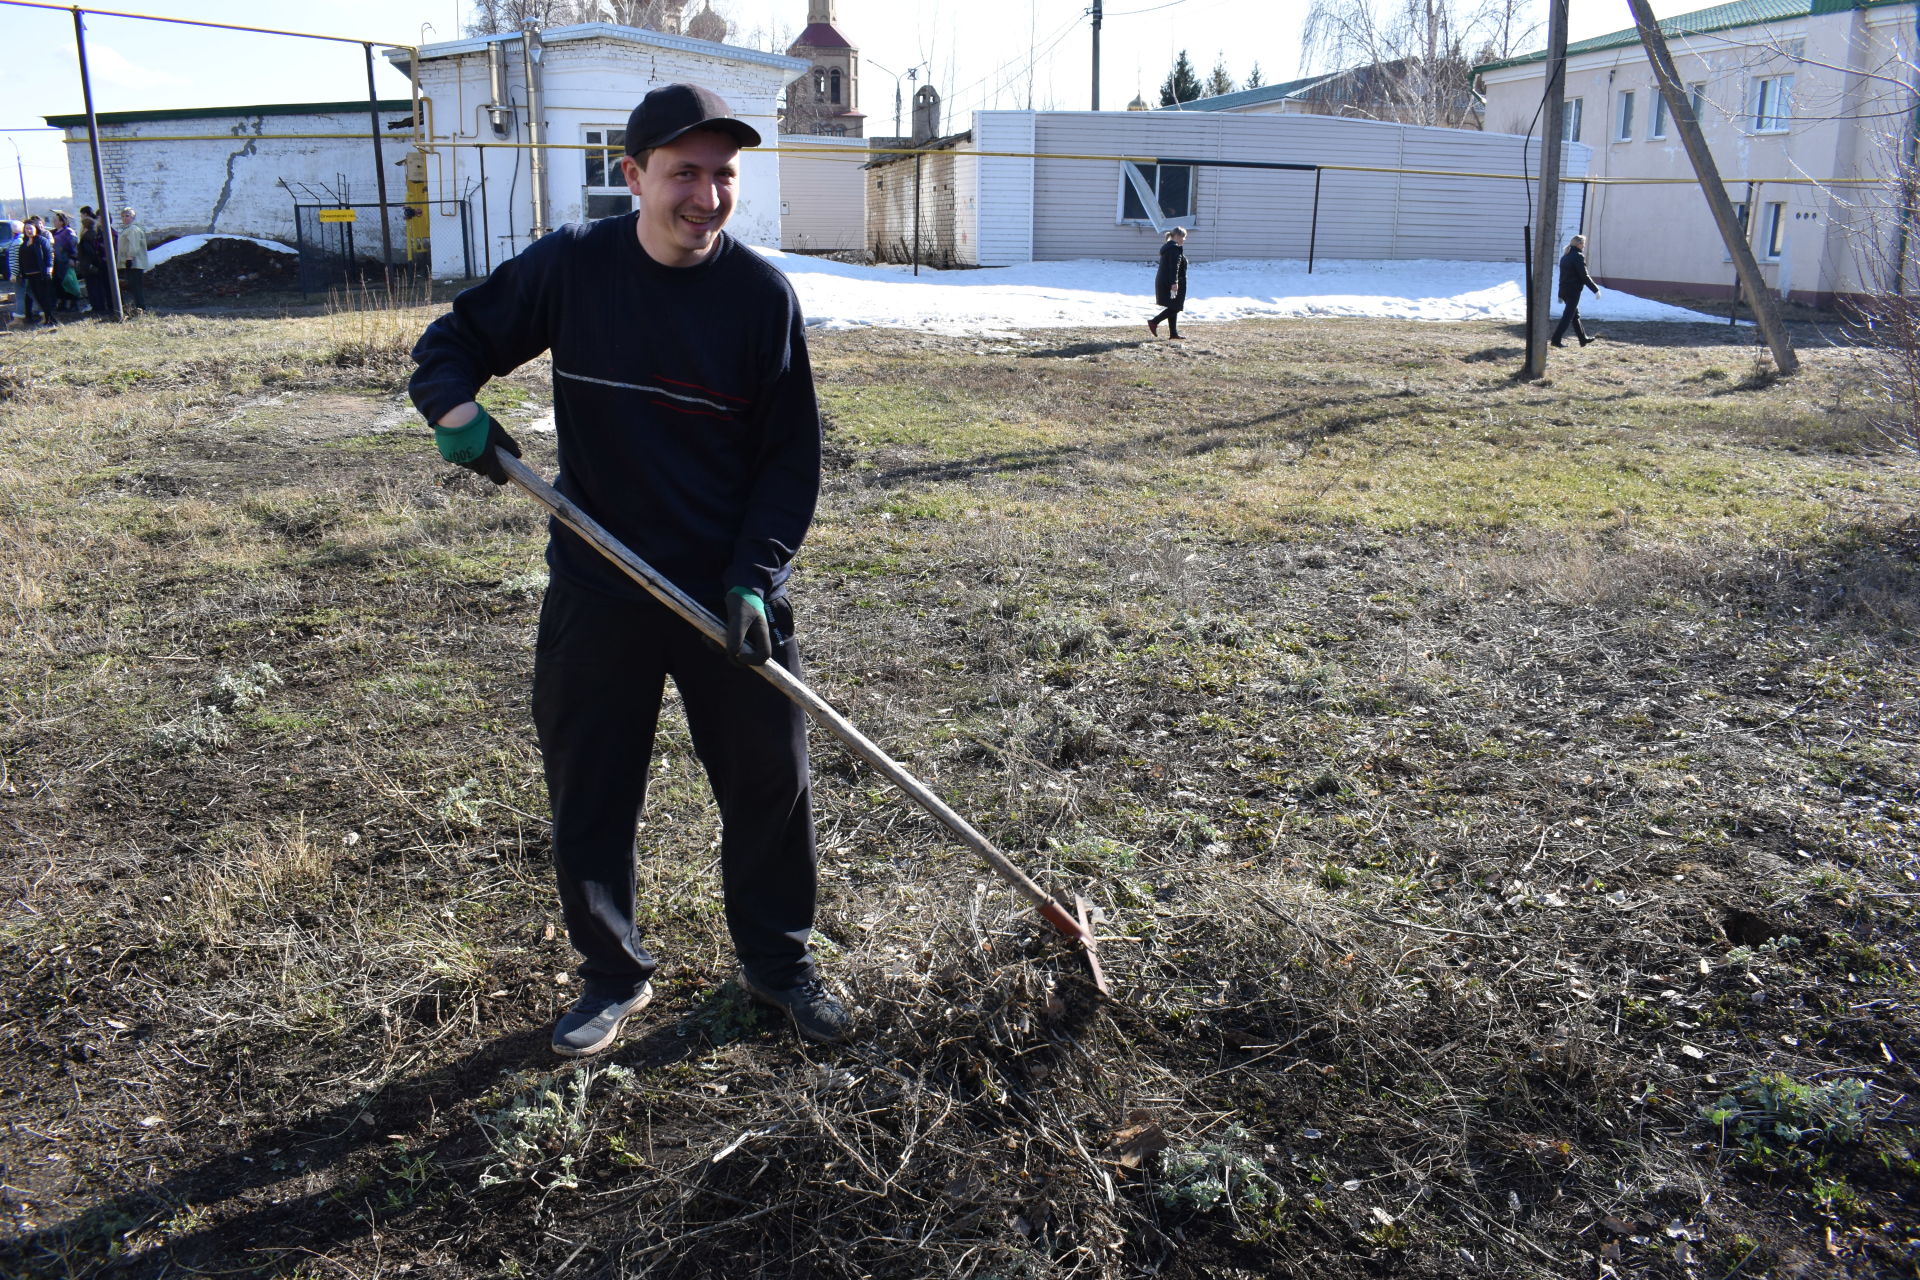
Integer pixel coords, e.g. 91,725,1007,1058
0,0,1695,209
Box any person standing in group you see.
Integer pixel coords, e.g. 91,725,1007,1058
408,83,850,1058
14,217,58,329
1148,227,1188,340
48,211,81,313
1552,234,1601,348
1,221,21,326
5,219,37,329
78,208,111,317
116,206,150,312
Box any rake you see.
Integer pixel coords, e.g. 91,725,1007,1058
494,449,1109,996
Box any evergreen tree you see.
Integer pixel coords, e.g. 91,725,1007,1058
1246,62,1265,90
1207,56,1236,98
1159,51,1204,107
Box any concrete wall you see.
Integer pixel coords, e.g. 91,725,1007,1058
56,106,410,247
1479,4,1915,305
780,135,866,252
405,24,804,280
951,109,1585,268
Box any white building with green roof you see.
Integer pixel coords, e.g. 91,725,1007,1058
1473,0,1918,308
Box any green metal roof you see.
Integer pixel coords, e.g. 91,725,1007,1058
1157,73,1338,112
1471,0,1909,77
45,100,411,128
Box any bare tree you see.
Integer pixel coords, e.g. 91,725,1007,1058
1824,69,1920,451
466,0,735,38
465,0,572,34
1299,0,1540,128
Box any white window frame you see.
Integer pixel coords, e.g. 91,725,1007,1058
1753,75,1793,133
1563,97,1583,143
583,127,635,220
1117,162,1195,226
1764,202,1787,260
1651,92,1668,139
1688,82,1707,122
1616,91,1635,141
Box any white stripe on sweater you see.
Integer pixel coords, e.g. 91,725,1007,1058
556,367,734,414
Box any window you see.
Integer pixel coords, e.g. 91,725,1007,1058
1119,162,1194,223
1725,201,1750,260
1651,92,1668,138
813,68,827,102
1617,91,1636,141
830,68,842,105
583,128,634,220
1753,75,1793,131
1764,202,1787,259
1688,82,1707,120
1562,97,1583,143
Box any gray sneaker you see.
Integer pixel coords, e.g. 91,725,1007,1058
551,984,653,1057
738,970,854,1044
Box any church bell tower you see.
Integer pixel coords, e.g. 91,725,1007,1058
783,1,864,137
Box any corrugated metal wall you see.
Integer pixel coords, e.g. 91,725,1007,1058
975,113,1036,266
980,111,1589,265
779,136,868,254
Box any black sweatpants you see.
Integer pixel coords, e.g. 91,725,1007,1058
25,275,57,325
1150,301,1183,336
1553,292,1587,344
532,574,817,1000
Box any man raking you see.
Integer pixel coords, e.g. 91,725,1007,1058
408,84,849,1056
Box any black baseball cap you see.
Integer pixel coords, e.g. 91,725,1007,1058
625,83,761,154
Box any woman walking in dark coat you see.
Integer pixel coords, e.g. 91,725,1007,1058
49,211,79,313
1552,234,1601,347
78,209,110,317
1149,227,1188,339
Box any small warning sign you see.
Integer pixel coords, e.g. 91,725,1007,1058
317,209,358,223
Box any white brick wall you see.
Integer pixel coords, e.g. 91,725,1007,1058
58,106,410,248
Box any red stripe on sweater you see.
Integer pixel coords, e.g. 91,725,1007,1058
656,374,748,404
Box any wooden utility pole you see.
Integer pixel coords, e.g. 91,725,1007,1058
1626,0,1798,374
1523,0,1568,379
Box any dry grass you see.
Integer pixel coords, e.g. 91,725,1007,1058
0,312,1915,1279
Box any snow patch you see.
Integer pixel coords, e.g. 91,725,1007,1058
749,249,1722,335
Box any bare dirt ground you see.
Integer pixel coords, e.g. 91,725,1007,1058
0,308,1915,1279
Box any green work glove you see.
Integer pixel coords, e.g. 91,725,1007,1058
724,586,772,667
434,404,521,485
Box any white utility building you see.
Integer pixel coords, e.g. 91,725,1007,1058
389,23,805,280
869,109,1591,269
45,101,412,246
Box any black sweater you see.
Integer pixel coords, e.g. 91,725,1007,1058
410,218,822,608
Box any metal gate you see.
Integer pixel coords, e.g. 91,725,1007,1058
292,199,472,295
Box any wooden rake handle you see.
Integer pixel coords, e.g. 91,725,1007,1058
494,449,1094,950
